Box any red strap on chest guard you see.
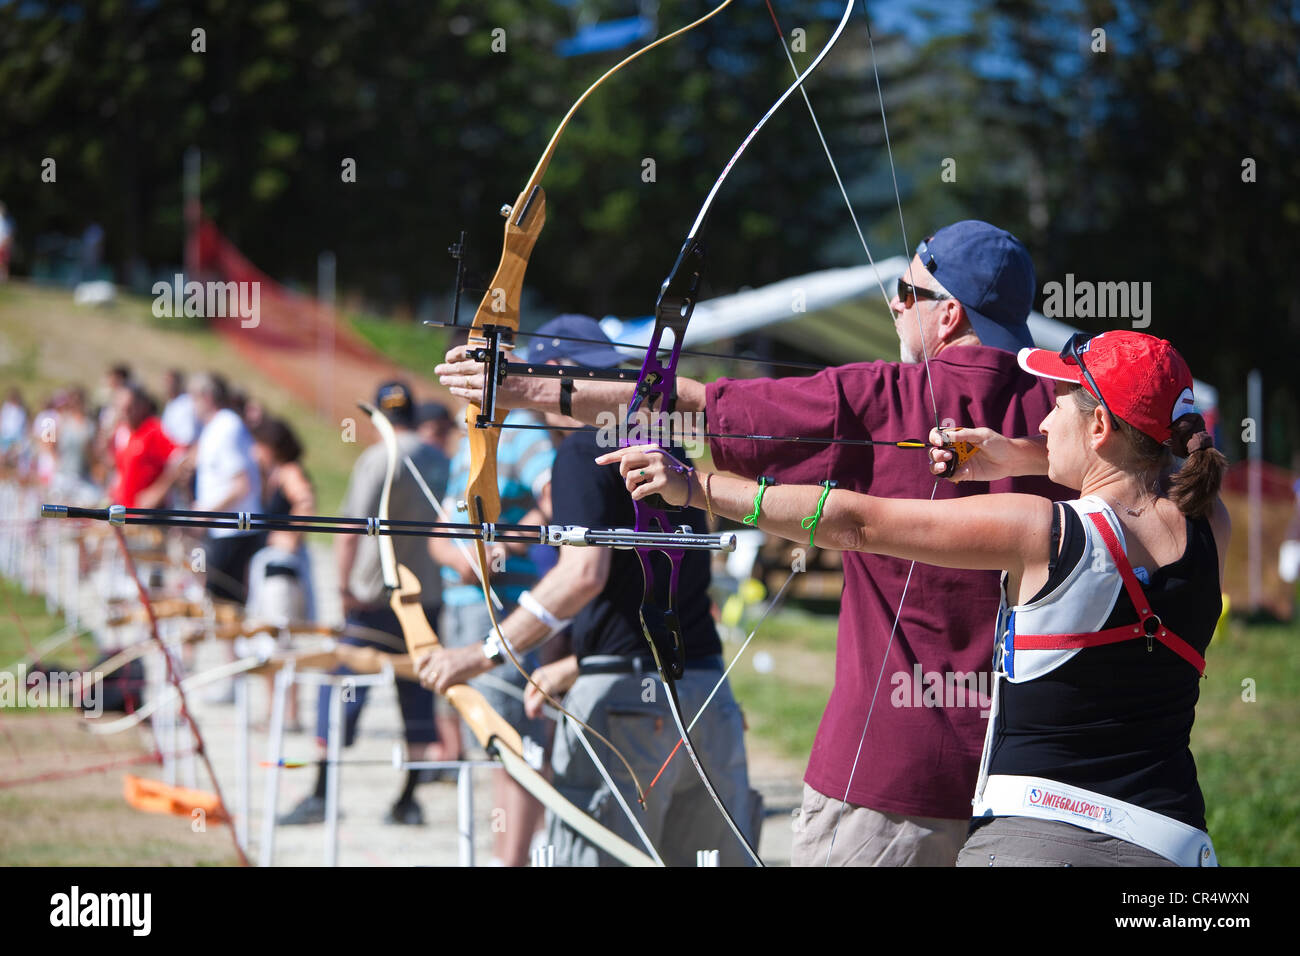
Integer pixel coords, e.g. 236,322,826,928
1012,511,1206,676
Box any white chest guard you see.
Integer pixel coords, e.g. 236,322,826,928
996,496,1123,682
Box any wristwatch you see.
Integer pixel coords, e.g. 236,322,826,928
481,633,505,666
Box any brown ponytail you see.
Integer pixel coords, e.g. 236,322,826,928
1167,413,1227,519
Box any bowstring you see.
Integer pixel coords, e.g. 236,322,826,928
624,0,868,871
374,403,660,861
640,0,895,788
763,0,894,313
460,4,748,861
822,1,947,865
473,539,664,864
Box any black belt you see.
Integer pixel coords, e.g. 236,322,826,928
578,654,723,676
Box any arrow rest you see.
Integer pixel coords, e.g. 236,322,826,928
468,323,514,428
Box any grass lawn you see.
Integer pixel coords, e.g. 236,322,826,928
1192,618,1300,865
0,579,233,865
349,311,451,376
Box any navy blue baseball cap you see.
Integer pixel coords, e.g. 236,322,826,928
375,380,415,427
526,314,626,368
911,220,1036,352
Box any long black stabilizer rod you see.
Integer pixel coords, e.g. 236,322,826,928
41,504,737,553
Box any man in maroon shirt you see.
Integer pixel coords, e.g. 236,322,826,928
438,220,1064,865
111,384,181,508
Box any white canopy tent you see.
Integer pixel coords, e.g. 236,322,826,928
599,258,1219,414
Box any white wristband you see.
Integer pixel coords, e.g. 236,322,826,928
518,590,572,638
481,632,505,665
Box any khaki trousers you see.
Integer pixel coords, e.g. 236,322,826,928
956,816,1179,867
791,784,968,866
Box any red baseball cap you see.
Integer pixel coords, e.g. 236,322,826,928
1018,331,1197,443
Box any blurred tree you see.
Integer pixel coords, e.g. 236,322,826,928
898,0,1300,464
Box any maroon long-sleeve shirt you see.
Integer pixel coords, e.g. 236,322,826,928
706,345,1065,819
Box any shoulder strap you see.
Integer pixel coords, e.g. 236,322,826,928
1084,511,1206,675
1009,509,1206,676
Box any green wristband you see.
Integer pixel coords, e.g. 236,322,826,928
744,476,774,526
800,480,836,548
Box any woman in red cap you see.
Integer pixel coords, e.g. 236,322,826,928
600,330,1228,867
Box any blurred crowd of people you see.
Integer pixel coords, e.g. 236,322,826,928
4,368,297,604
1,313,763,867
0,365,458,627
0,363,487,838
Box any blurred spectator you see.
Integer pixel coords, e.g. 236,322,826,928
0,387,26,458
247,416,316,621
190,372,263,604
416,401,455,456
280,381,446,826
242,396,266,431
0,201,12,281
94,363,132,472
30,394,59,486
160,369,199,447
51,386,97,499
247,416,317,729
102,363,131,409
110,384,180,508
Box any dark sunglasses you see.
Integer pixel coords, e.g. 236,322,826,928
1059,332,1115,423
896,277,950,305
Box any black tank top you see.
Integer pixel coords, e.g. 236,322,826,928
989,505,1221,830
